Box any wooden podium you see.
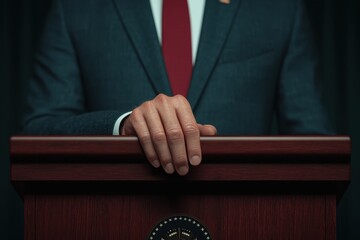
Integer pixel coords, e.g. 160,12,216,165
11,136,350,240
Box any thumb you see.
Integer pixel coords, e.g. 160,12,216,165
197,124,217,136
121,116,136,135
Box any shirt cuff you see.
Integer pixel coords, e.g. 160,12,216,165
113,111,132,135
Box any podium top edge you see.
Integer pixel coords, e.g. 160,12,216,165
10,135,351,158
10,135,351,142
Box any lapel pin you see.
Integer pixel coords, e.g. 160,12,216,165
219,0,230,4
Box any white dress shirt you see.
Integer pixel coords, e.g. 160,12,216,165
113,0,206,135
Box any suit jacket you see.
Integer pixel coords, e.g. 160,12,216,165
22,0,332,135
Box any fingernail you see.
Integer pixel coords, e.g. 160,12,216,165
164,163,175,174
212,126,217,135
178,166,189,175
152,160,160,168
209,125,217,135
190,155,201,166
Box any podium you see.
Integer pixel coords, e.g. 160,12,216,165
11,136,350,240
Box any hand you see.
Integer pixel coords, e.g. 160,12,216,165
121,94,217,175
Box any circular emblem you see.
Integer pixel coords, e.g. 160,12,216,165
148,216,212,240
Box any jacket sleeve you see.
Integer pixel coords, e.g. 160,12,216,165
22,0,122,135
276,0,333,134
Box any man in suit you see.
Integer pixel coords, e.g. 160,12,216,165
22,0,331,175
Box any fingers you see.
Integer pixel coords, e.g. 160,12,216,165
127,108,161,168
142,99,176,174
175,96,202,167
121,94,216,175
156,96,189,175
198,124,217,136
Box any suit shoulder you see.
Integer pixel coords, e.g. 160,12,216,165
52,0,115,31
54,0,113,21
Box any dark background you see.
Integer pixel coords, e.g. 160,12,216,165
1,0,359,239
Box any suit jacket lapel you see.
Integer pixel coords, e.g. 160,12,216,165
188,0,241,109
113,0,172,95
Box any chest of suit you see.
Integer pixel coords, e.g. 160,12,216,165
63,0,295,134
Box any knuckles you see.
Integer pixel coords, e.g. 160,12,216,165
152,131,167,143
130,108,141,120
155,93,169,104
141,100,154,111
140,94,190,112
129,94,202,176
154,94,188,107
173,94,188,107
182,123,199,136
138,133,152,145
166,127,184,142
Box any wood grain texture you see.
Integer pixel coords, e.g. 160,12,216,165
11,163,349,181
10,136,351,183
10,136,350,240
10,136,351,157
31,193,333,240
326,195,336,240
24,194,36,240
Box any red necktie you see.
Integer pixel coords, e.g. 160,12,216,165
162,0,192,97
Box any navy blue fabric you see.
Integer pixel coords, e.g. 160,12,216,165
22,0,332,135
